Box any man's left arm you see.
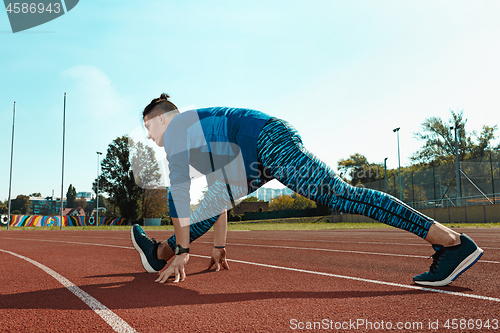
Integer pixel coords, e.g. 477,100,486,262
208,210,229,271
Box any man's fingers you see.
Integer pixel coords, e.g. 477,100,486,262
180,267,186,281
155,269,173,283
208,249,229,272
155,255,188,283
173,267,180,283
173,266,186,283
159,271,172,283
207,257,215,270
213,258,229,271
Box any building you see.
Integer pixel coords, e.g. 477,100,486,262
63,207,85,217
30,197,66,215
91,207,107,217
77,192,93,200
233,201,269,215
247,187,295,202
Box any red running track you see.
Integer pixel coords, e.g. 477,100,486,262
1,228,499,332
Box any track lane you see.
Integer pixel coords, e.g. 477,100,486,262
1,228,499,332
0,248,136,333
0,242,119,332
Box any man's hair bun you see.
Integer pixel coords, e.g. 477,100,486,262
143,92,178,118
159,93,170,101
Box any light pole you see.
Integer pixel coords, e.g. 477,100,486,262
438,172,443,207
60,93,66,229
7,102,16,230
393,127,402,201
96,151,102,226
451,125,462,206
384,157,388,193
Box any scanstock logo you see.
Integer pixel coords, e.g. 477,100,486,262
4,0,79,33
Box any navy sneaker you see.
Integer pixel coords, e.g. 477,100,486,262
131,224,167,273
413,233,483,286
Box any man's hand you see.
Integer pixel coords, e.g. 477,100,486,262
207,248,229,271
155,253,189,283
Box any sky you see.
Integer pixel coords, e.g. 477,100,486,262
1,0,500,203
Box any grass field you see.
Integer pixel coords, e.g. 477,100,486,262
3,215,500,231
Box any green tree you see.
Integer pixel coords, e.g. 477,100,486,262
291,193,316,210
85,195,108,217
95,136,140,223
197,186,209,205
403,184,428,203
412,109,498,165
84,200,94,216
95,136,162,223
75,197,87,210
337,153,384,185
104,196,119,217
11,195,30,215
66,184,77,208
241,196,265,203
269,195,295,211
29,192,42,197
130,141,162,189
132,140,165,219
141,188,169,218
96,195,106,207
269,194,316,211
0,200,7,214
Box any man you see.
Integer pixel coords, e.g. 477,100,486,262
132,93,483,287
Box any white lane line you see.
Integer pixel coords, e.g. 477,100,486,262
226,237,500,250
0,248,136,333
196,241,500,264
206,241,430,258
2,238,499,303
0,237,132,249
192,254,500,303
21,233,500,250
2,237,498,264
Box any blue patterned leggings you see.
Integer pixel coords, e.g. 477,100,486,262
256,118,433,238
167,118,433,250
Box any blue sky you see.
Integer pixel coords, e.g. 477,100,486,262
1,0,500,203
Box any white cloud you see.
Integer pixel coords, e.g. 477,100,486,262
62,65,133,120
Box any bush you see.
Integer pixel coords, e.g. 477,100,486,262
228,209,243,221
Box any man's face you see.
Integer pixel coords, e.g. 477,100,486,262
144,113,167,147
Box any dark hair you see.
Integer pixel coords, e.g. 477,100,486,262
143,93,178,118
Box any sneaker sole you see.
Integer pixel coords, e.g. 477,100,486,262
130,226,159,274
414,247,484,287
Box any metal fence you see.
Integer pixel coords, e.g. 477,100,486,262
363,154,500,209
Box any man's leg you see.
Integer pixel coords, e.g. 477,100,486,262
425,222,460,247
256,118,483,286
157,239,175,262
156,210,228,262
257,119,434,238
130,224,168,273
132,179,243,273
164,179,247,251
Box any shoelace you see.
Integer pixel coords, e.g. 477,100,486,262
428,248,445,273
141,233,158,245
